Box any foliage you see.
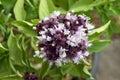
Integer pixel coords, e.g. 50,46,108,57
0,0,119,80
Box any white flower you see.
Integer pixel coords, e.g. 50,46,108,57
43,17,49,21
64,29,70,35
56,23,65,31
50,11,60,18
59,47,67,58
33,50,40,57
84,51,89,56
49,28,56,35
86,23,94,30
55,59,62,66
46,36,52,41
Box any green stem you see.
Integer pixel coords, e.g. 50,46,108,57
82,58,91,66
0,74,18,79
9,59,22,77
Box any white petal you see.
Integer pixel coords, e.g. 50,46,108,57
84,51,89,56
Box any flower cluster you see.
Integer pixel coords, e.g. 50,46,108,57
34,11,94,66
23,72,39,80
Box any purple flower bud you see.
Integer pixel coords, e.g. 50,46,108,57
23,72,39,80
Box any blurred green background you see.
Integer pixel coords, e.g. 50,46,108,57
0,0,120,80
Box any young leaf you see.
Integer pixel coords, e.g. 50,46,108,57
69,0,94,12
0,57,14,79
88,40,111,53
48,67,63,80
68,0,77,9
0,43,8,52
76,63,93,79
88,21,111,41
68,63,93,79
60,63,73,75
12,20,36,37
8,30,24,65
89,21,111,35
1,0,16,13
13,0,26,20
31,37,37,50
39,61,51,79
69,0,114,12
82,66,94,80
68,65,81,77
52,0,68,10
39,0,55,19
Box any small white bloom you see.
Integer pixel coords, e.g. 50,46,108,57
76,21,79,24
33,50,40,57
49,28,56,35
36,43,38,46
66,22,70,26
42,35,46,39
44,17,49,21
78,14,90,21
56,23,65,31
39,54,44,58
59,47,67,58
60,52,67,58
84,51,89,56
46,36,52,41
40,48,44,51
36,36,43,41
50,11,60,18
55,59,62,66
52,43,55,46
64,29,70,35
86,23,94,30
88,43,92,47
33,27,36,30
54,11,60,16
66,13,71,19
39,31,45,35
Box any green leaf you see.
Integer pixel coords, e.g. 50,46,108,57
60,63,73,75
69,63,93,79
39,61,51,79
69,0,94,12
0,24,6,36
110,6,120,19
53,0,68,10
0,1,1,4
69,0,114,12
39,0,55,19
48,67,63,80
26,0,34,9
0,43,8,52
8,30,24,65
89,21,111,35
68,65,81,77
5,13,12,23
12,20,36,37
68,0,77,9
31,19,39,25
31,37,37,50
76,64,93,79
82,66,93,80
0,10,5,24
0,57,13,79
88,40,111,53
1,0,16,13
13,0,26,20
88,21,111,41
25,1,38,20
